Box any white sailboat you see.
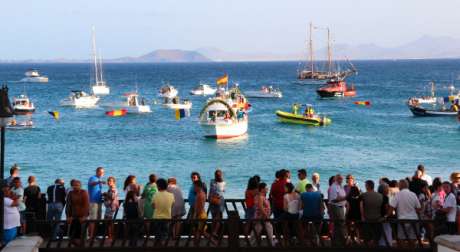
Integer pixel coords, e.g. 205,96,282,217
60,90,100,108
90,27,110,96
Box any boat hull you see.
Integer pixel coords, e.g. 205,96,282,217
14,108,35,115
201,119,248,139
60,97,100,108
20,77,48,83
276,110,331,126
163,103,192,110
244,91,282,98
409,106,458,117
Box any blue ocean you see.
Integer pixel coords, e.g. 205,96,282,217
1,60,459,197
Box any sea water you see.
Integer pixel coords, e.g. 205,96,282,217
1,60,459,197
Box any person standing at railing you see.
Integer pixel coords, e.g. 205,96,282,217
251,182,277,247
188,172,207,218
360,180,383,246
5,164,20,187
65,180,89,247
124,190,140,246
46,178,66,240
103,176,119,243
152,179,174,241
389,179,421,248
142,174,157,219
346,185,361,243
167,178,186,239
11,177,26,235
311,172,321,194
270,169,288,219
440,182,457,234
193,180,209,245
24,176,41,221
209,169,225,238
245,176,259,220
87,167,105,239
378,183,393,247
328,174,347,247
2,181,20,245
295,169,309,194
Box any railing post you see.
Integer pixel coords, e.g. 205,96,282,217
228,210,240,252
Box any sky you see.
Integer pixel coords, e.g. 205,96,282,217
1,0,460,60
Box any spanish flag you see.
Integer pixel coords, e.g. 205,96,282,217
48,111,59,120
175,109,190,120
353,101,371,106
216,74,229,86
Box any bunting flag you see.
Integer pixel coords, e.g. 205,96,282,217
175,108,190,120
48,111,59,120
353,101,371,106
106,109,127,117
216,74,229,86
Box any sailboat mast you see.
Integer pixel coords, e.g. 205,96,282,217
98,53,104,84
309,22,314,74
91,26,99,84
327,28,332,75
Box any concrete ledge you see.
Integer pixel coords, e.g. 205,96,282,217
435,235,460,251
1,236,43,252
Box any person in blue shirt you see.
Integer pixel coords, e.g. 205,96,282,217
300,183,325,242
188,172,207,218
87,167,105,238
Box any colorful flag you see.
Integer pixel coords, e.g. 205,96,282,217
105,109,127,117
175,109,190,120
216,74,229,86
48,111,59,120
353,101,371,106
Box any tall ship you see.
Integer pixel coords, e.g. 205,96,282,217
297,23,357,80
90,27,110,96
20,69,48,83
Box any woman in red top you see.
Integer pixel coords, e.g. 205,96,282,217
245,176,259,219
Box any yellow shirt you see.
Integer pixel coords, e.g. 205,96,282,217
153,191,175,219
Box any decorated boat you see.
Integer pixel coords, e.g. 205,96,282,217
244,86,282,98
20,69,48,83
199,99,248,139
190,83,216,96
13,94,35,115
163,96,192,110
60,90,100,108
158,84,178,99
316,79,356,98
276,104,331,126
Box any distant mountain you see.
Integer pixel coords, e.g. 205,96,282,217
110,49,211,63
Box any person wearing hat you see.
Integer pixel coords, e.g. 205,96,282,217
2,180,20,245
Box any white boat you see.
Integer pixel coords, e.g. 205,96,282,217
163,96,192,110
60,90,100,108
199,99,248,139
20,69,48,83
90,27,110,96
13,94,35,115
108,92,151,114
190,83,216,96
158,84,178,99
7,119,34,130
244,86,282,98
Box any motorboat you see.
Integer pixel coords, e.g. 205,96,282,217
163,96,192,110
276,104,331,126
12,95,35,115
408,105,458,117
190,83,216,96
90,27,110,96
60,90,100,108
244,86,282,98
105,92,151,114
158,84,178,99
316,79,356,98
199,98,248,139
7,119,34,130
20,69,48,83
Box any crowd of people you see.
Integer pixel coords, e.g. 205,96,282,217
2,163,460,248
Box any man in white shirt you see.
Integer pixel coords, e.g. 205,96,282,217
328,174,347,247
440,182,457,234
390,179,421,247
2,182,20,245
417,164,432,186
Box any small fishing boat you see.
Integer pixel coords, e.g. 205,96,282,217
244,86,282,98
276,104,331,126
20,69,48,83
408,105,458,117
158,84,178,99
106,92,151,114
190,83,216,96
163,96,192,110
90,27,110,96
13,95,35,115
316,79,356,98
7,119,34,130
199,99,248,139
60,90,100,108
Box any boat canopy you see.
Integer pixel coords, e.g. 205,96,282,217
199,99,236,121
